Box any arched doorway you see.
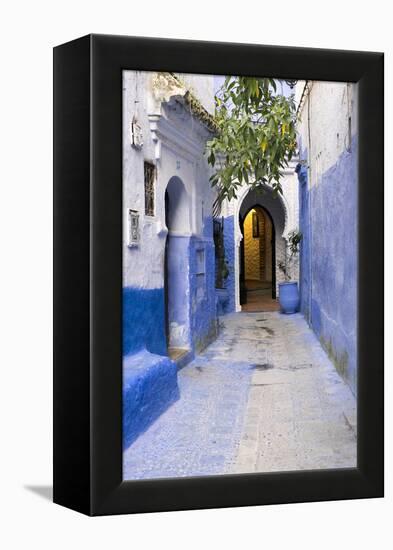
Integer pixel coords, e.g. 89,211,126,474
239,205,277,311
237,187,287,312
164,176,191,358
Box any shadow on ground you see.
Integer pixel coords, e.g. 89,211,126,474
24,485,52,501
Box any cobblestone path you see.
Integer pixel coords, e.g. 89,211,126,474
123,312,356,480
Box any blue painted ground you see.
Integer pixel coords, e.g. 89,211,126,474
123,342,253,480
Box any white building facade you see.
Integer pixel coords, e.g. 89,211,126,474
122,71,218,447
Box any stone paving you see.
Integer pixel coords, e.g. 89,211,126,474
230,312,357,473
123,312,356,480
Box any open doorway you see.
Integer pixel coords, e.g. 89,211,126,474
164,176,191,361
240,206,278,312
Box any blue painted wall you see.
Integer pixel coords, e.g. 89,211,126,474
122,288,180,448
298,138,358,392
123,287,167,356
166,236,192,348
296,157,311,320
189,232,217,351
123,216,219,448
166,226,217,353
221,215,236,314
123,350,179,448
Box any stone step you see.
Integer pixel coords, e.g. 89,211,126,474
168,347,193,370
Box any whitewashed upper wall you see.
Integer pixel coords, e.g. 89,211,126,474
176,73,215,114
123,71,163,290
122,70,216,291
296,81,358,188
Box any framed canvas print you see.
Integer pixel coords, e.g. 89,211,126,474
53,34,384,516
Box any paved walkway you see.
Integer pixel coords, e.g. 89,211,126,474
123,312,356,480
242,280,280,312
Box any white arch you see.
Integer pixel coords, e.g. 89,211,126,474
234,183,290,244
165,176,191,235
232,184,290,311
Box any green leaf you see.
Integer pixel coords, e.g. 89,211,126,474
207,75,296,207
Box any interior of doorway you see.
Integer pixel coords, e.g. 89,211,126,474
240,206,279,312
164,178,191,363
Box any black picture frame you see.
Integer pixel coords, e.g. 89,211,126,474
53,34,384,516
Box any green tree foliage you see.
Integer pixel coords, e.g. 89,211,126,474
207,77,297,211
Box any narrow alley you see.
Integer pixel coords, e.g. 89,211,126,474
123,312,356,480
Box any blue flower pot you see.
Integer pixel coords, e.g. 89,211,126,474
278,282,299,314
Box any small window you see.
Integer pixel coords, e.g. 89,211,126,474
144,162,156,216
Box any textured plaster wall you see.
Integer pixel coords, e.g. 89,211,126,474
122,70,218,446
166,235,192,349
177,73,215,115
297,162,310,319
166,232,217,351
222,216,236,313
189,232,218,352
123,70,217,349
123,71,217,291
123,351,179,448
296,81,358,185
296,81,358,393
123,287,167,356
123,71,164,291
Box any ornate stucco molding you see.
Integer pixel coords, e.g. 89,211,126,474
149,72,187,114
148,110,207,161
148,72,216,161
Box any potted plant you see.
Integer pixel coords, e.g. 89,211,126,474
278,230,302,314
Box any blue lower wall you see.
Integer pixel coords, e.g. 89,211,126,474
222,215,236,314
189,234,217,351
123,350,179,449
166,236,191,348
298,138,358,392
297,161,311,320
123,287,167,356
123,237,219,358
123,287,178,447
123,227,219,447
165,230,217,353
